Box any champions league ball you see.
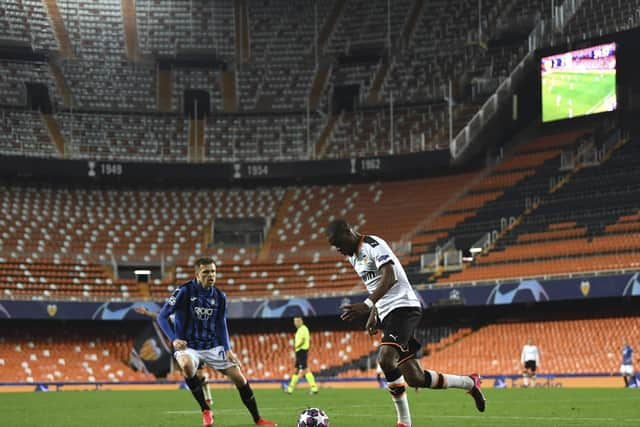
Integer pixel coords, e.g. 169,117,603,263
298,408,329,427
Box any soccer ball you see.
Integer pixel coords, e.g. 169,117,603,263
298,407,329,427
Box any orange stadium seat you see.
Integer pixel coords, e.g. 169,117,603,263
419,317,640,376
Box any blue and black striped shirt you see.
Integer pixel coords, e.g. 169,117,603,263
158,279,230,351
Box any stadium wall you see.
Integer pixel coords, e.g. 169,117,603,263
0,149,453,186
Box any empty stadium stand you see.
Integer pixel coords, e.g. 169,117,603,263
180,329,379,382
0,323,385,383
422,317,640,376
441,128,640,284
0,323,152,383
0,183,287,299
406,128,597,282
0,110,57,158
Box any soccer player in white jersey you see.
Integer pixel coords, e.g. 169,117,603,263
327,219,485,427
521,337,540,387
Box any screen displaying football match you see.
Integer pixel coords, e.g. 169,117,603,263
541,42,617,122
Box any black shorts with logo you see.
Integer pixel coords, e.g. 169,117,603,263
524,360,537,372
295,350,309,370
380,307,423,364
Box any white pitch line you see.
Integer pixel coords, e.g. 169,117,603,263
166,404,375,414
165,410,629,422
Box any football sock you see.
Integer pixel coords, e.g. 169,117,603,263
305,372,318,390
523,374,529,387
186,375,210,411
387,375,411,426
238,382,260,422
200,375,212,402
422,370,473,390
288,373,300,392
443,374,473,389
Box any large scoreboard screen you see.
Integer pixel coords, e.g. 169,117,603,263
541,42,617,122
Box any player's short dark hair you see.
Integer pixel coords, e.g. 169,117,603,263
327,219,350,237
194,257,215,270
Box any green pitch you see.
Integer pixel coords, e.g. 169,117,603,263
0,387,638,426
542,70,615,122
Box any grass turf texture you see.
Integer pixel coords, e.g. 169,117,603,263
0,387,638,426
542,70,615,122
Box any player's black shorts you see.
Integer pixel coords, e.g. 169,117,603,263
524,360,537,372
295,350,309,370
380,307,423,364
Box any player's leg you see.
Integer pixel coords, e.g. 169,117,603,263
376,363,387,388
197,365,212,406
296,351,317,393
175,350,213,426
378,345,412,427
522,363,530,387
287,366,301,394
400,352,485,412
305,368,319,394
621,365,630,387
220,365,277,426
530,364,537,387
378,308,427,427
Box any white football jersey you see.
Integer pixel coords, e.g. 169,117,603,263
348,235,421,321
521,345,540,364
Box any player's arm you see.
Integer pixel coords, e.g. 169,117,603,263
215,291,231,351
134,306,158,319
172,293,190,350
366,307,378,336
368,262,397,303
158,288,183,346
341,263,397,321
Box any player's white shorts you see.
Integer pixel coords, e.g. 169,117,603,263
174,346,236,372
620,364,634,376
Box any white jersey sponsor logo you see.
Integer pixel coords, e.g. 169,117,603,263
349,235,421,321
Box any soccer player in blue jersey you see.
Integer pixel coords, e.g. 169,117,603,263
158,257,277,427
620,339,634,387
133,305,213,406
328,219,485,427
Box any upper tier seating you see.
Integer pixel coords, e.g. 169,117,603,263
324,104,447,158
0,110,57,158
0,61,56,107
237,0,333,111
135,0,235,58
56,113,189,161
204,113,323,162
0,0,58,51
557,0,640,44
